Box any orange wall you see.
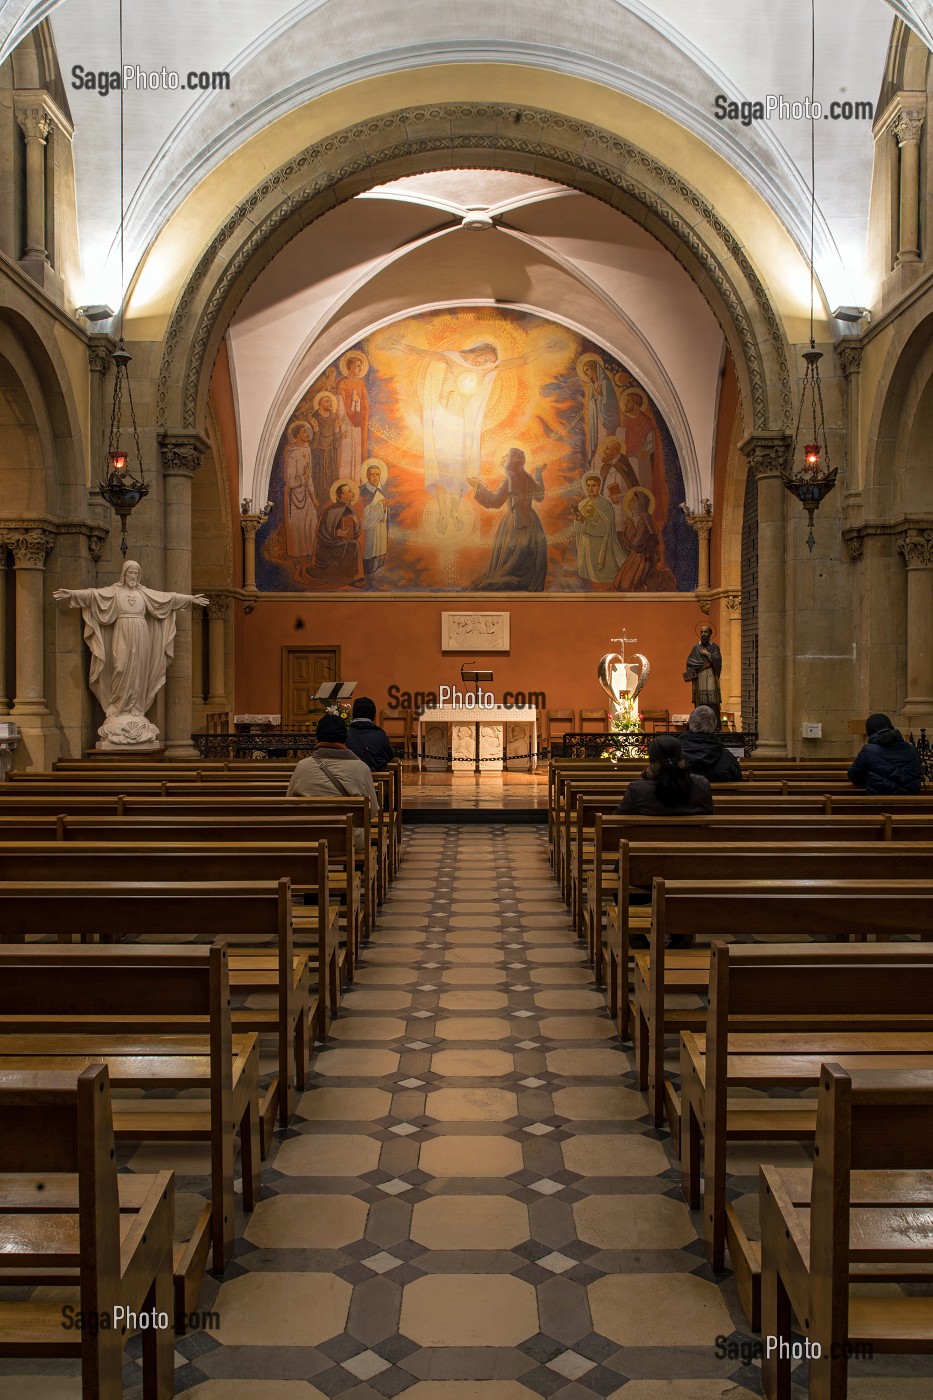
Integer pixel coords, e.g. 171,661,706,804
234,595,712,719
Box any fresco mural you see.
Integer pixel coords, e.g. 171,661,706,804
255,308,697,593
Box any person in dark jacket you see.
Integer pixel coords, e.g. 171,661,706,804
345,696,396,772
616,734,715,816
615,734,713,946
847,713,923,795
679,706,742,783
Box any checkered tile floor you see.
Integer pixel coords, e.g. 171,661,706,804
4,825,929,1399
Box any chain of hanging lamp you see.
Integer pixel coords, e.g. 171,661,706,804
97,0,149,556
782,0,838,552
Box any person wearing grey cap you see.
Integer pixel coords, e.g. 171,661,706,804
287,713,378,846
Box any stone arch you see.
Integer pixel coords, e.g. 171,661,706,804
0,307,84,521
155,103,795,446
864,310,933,516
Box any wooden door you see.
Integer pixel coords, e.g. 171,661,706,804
282,647,341,729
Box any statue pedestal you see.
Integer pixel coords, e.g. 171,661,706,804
92,741,165,755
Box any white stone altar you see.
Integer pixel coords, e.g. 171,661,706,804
417,706,538,771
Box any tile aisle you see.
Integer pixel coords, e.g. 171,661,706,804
177,823,761,1400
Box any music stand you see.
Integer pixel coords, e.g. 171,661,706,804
312,681,357,714
460,667,494,773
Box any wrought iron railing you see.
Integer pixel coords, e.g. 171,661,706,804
191,732,319,759
556,731,759,760
909,728,933,782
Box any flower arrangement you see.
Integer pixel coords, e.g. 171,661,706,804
611,696,640,734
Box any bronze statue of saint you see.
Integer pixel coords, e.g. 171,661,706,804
684,624,722,722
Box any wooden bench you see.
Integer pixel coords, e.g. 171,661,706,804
0,876,329,1138
0,944,259,1311
633,877,933,1125
0,1064,175,1397
679,943,933,1322
760,1062,933,1399
586,814,924,987
605,842,933,1039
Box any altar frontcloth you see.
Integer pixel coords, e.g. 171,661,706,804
416,706,538,772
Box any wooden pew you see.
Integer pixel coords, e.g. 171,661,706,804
635,878,933,1125
679,943,933,1322
589,816,933,1004
606,841,933,1039
0,944,259,1310
760,1062,933,1399
0,1064,175,1397
0,875,329,1136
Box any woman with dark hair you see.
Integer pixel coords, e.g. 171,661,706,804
616,734,715,815
615,735,714,947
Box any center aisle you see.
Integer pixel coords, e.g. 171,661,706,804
199,825,760,1400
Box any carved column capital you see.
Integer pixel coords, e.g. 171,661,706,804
836,343,863,378
205,593,230,621
681,507,713,539
894,109,925,146
898,528,933,569
723,588,742,612
740,432,792,480
4,528,55,568
158,430,209,478
88,334,117,376
14,103,51,143
240,514,263,541
843,527,864,561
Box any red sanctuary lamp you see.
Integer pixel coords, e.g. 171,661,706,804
97,343,149,557
781,349,838,552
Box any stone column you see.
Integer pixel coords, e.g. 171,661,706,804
6,528,57,768
205,593,229,711
13,103,51,264
837,343,863,497
741,433,791,757
723,588,743,722
683,507,714,591
0,556,8,714
240,514,262,593
898,527,933,727
894,108,924,263
159,431,208,759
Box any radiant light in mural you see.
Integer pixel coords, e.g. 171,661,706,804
255,307,696,595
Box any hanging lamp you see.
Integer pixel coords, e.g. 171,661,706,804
96,0,148,555
782,0,837,551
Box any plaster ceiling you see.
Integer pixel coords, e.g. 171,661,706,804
225,173,726,509
0,0,908,313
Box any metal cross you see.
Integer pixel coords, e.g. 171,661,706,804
611,631,636,661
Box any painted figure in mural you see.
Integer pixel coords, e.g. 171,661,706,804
283,420,319,558
579,354,622,465
573,473,628,584
385,332,563,536
310,480,364,586
358,458,389,579
684,624,723,721
53,561,208,747
467,448,548,592
336,351,370,481
613,487,670,591
309,391,343,502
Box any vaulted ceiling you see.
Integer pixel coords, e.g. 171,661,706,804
0,0,910,313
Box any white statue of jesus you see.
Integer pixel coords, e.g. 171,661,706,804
54,559,208,748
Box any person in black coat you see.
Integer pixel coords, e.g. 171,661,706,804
345,697,396,771
847,713,923,795
679,706,742,783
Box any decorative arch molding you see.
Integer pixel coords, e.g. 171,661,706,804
864,309,933,513
155,103,795,445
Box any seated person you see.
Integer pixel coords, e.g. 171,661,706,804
615,734,713,946
346,696,396,771
288,713,378,848
679,705,742,783
847,712,923,795
616,734,715,815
